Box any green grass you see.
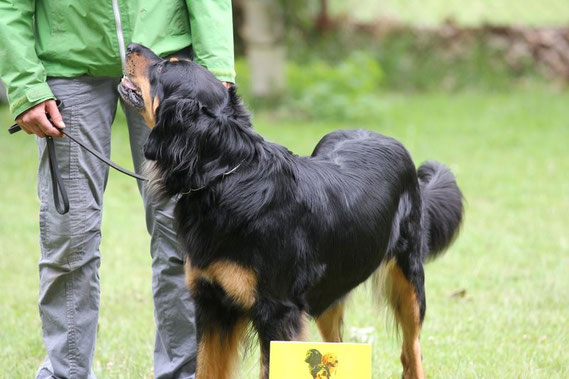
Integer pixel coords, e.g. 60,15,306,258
1,86,568,377
330,0,569,27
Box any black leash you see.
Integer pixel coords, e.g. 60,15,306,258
8,101,146,215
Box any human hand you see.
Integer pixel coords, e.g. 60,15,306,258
222,82,232,89
16,99,65,138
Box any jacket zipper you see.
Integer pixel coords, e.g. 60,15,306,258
111,0,127,72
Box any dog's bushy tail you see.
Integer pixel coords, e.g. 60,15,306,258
418,161,463,261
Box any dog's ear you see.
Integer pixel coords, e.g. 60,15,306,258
143,87,261,196
143,96,214,194
175,97,204,117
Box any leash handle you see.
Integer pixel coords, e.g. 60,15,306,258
8,100,69,214
8,100,145,180
8,123,21,134
8,99,64,134
8,100,146,215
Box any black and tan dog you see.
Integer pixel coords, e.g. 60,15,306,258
119,43,463,379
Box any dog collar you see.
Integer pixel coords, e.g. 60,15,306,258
180,161,242,195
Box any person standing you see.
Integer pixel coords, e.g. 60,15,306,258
0,1,235,378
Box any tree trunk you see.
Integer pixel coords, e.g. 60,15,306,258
240,0,286,98
316,0,330,32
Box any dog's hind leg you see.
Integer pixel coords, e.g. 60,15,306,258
254,302,309,379
385,258,426,379
316,299,346,342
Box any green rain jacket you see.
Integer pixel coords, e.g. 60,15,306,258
0,0,235,118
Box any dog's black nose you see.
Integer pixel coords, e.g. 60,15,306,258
127,43,141,55
125,43,162,63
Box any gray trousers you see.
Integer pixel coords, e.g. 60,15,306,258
35,76,196,379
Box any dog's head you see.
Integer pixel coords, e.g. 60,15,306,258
119,43,256,196
118,43,230,128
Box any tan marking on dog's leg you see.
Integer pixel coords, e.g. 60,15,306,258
316,301,345,342
184,260,257,309
204,261,257,309
387,260,425,379
196,318,248,379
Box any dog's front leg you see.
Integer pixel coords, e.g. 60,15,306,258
193,282,247,379
254,300,309,379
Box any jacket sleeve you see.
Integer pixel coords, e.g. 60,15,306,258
186,0,236,83
0,0,55,119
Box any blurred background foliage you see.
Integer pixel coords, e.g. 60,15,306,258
232,0,568,120
0,0,566,119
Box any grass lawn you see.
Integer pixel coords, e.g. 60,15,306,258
1,86,568,378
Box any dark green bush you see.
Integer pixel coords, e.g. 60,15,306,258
236,52,386,121
286,51,384,120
